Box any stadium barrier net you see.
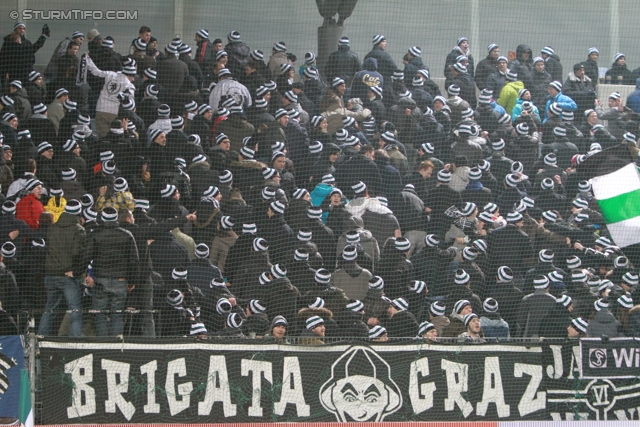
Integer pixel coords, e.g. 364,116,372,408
0,0,639,424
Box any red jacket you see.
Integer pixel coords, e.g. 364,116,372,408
16,193,45,229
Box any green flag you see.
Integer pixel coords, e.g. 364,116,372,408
591,162,640,248
19,369,33,427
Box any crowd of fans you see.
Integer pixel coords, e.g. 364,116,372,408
0,23,640,343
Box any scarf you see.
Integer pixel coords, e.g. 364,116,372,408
76,53,88,86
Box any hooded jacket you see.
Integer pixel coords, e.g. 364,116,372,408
587,308,621,338
544,92,577,122
364,46,397,82
9,88,32,123
497,80,525,115
508,44,533,85
351,58,383,101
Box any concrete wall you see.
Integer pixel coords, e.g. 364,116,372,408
1,0,639,80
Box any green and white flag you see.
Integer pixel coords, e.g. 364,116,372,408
19,369,33,427
591,162,640,248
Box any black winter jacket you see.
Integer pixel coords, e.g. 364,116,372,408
87,221,139,282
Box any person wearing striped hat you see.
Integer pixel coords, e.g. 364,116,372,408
264,315,290,343
562,62,596,120
484,55,510,95
587,298,621,338
216,312,246,339
567,317,589,338
544,80,577,124
325,36,361,88
319,77,360,136
484,137,514,183
538,294,574,338
368,325,389,342
83,52,137,136
441,298,473,337
582,47,600,86
385,297,419,338
479,297,510,339
264,41,289,77
22,101,55,146
538,46,562,82
333,299,369,339
444,37,475,81
604,52,634,85
15,179,45,229
417,321,438,342
300,315,326,345
215,103,255,155
332,244,374,301
422,166,464,237
128,36,156,79
47,84,70,133
446,58,477,109
209,67,252,112
459,313,485,343
97,177,135,214
240,299,269,337
403,46,425,84
496,67,524,115
377,131,408,176
86,206,140,337
486,208,535,278
517,274,557,337
223,30,250,79
475,43,500,91
298,295,338,335
3,22,48,84
594,89,634,140
194,29,217,76
25,70,45,106
364,34,397,82
36,197,87,337
187,242,223,292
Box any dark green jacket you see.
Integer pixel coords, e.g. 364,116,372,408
45,212,86,276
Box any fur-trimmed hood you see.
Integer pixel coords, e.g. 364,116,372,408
297,307,333,319
567,72,592,83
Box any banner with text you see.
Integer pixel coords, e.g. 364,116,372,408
38,338,640,423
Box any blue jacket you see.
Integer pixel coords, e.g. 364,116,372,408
544,92,577,122
626,78,640,113
511,98,541,122
490,100,506,116
310,183,333,207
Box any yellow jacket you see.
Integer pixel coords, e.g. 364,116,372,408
45,196,67,222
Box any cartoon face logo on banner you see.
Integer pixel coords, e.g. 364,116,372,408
319,346,402,422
